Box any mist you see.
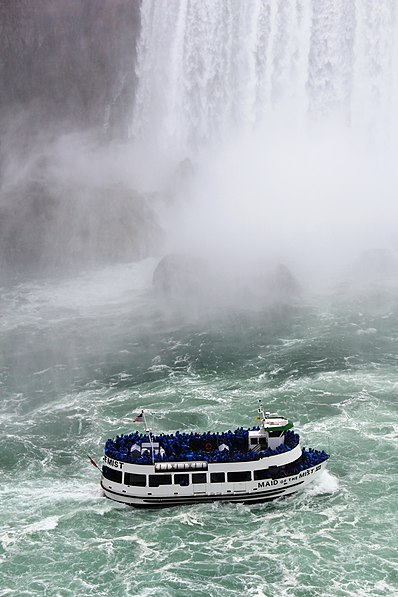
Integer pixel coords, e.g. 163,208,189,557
166,121,398,292
132,0,398,308
2,0,398,310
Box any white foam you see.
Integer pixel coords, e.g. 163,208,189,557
356,327,377,335
0,258,156,331
248,587,267,597
25,515,59,533
306,469,339,496
176,511,204,527
0,516,60,552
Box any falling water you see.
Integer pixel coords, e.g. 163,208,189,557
132,0,398,156
132,0,398,285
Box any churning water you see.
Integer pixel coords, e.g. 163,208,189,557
1,261,397,596
2,2,398,596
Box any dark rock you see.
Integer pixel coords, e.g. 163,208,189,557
0,175,164,276
174,158,194,182
269,264,300,299
152,254,209,297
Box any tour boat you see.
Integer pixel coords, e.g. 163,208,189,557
95,401,329,508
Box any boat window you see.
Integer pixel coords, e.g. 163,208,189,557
124,472,146,487
253,468,270,481
149,474,172,487
192,473,207,484
210,472,225,483
227,471,251,482
174,474,189,486
250,438,258,444
102,466,122,484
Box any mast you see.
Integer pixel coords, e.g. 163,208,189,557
142,410,155,464
257,399,270,431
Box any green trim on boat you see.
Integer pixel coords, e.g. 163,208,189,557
263,420,294,432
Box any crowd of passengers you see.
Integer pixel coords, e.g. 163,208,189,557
272,448,329,478
104,427,303,464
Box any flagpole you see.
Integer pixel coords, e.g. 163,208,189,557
87,454,101,471
142,410,155,464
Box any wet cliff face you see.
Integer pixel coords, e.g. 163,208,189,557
0,1,162,281
0,0,141,142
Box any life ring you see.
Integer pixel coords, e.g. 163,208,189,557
205,442,212,451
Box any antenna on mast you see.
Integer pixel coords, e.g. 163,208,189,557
257,399,265,429
142,410,155,464
257,399,271,430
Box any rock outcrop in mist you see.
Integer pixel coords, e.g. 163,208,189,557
265,264,301,303
0,170,164,275
153,254,210,298
151,253,301,314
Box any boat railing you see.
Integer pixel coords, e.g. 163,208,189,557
104,429,301,465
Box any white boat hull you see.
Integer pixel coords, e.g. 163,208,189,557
101,461,327,508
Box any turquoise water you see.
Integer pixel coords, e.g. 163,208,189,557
0,260,397,596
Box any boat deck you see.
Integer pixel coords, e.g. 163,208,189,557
103,427,327,466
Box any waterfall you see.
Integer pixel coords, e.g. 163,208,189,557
131,1,398,285
132,0,398,158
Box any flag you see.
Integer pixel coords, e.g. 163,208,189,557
87,454,100,470
134,410,144,422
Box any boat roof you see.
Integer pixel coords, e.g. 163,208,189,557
250,417,293,434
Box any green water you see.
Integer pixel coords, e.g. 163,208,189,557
0,260,397,596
